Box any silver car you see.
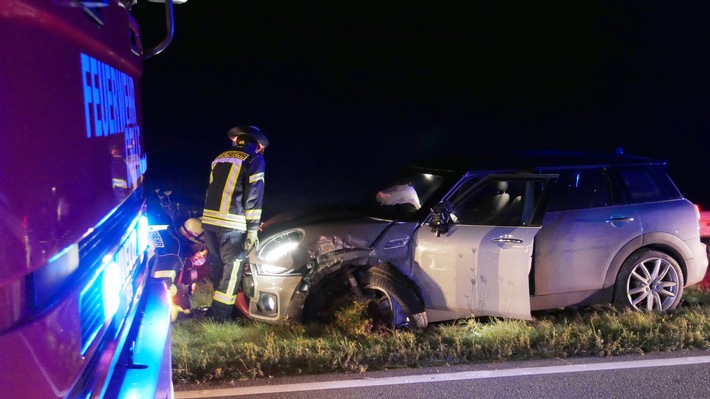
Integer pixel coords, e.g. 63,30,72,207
243,151,708,328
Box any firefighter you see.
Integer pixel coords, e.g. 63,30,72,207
152,217,207,321
200,125,268,321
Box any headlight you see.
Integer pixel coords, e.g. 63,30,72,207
256,230,304,274
259,263,294,275
263,241,299,261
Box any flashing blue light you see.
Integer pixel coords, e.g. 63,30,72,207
48,244,75,263
103,261,121,320
112,279,173,399
138,215,149,253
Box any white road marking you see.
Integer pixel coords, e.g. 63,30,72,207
175,355,710,398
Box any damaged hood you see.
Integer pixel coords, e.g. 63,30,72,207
252,204,395,271
260,204,363,235
261,204,393,250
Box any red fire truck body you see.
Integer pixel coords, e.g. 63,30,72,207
0,1,179,397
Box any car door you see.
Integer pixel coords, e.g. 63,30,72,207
412,175,555,322
532,167,642,296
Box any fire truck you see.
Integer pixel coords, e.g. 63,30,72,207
0,1,185,397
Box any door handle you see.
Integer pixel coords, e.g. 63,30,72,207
492,236,524,244
606,217,635,223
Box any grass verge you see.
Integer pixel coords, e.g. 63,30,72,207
172,286,710,385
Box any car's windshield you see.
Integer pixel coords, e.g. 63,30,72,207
350,168,446,221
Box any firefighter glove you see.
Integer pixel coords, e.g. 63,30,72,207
170,303,190,322
245,230,259,251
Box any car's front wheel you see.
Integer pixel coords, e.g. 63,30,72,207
614,249,684,312
359,264,428,329
302,263,428,330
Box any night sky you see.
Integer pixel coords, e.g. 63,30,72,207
132,2,710,219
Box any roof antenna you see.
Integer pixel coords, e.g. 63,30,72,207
614,147,624,155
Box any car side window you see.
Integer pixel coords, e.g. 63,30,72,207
614,166,682,204
447,177,479,203
451,178,545,226
546,169,612,212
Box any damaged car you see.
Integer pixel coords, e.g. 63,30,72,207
242,151,709,329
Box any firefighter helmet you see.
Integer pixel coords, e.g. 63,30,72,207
227,125,269,149
179,218,204,244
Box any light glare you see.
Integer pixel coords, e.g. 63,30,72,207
138,215,149,252
103,261,121,320
263,241,299,261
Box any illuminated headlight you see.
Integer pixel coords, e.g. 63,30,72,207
259,263,295,275
256,230,304,274
263,241,299,261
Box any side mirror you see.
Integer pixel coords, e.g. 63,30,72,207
141,0,189,59
429,201,452,237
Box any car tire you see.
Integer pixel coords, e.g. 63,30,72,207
302,263,428,329
359,263,428,329
613,249,684,312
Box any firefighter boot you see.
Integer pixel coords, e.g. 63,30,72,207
207,302,234,322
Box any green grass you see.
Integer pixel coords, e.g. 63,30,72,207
172,286,710,385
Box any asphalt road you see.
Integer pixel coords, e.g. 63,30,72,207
175,349,710,399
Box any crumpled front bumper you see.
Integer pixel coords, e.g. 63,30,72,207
243,268,305,323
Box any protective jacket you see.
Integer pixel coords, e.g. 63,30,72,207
202,141,265,233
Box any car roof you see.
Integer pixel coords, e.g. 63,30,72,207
410,150,665,174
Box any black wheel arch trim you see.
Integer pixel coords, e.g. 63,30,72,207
359,262,426,314
603,232,693,289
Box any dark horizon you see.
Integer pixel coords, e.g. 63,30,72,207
133,2,710,217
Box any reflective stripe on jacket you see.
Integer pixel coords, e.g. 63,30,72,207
202,142,265,232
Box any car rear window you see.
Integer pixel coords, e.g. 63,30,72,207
615,166,682,203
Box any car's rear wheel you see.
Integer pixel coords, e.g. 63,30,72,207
303,263,428,330
614,249,684,312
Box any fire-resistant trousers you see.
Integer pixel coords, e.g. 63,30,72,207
203,227,247,321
